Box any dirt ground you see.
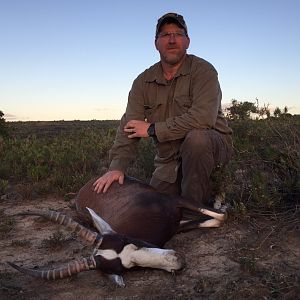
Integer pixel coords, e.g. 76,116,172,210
0,193,299,300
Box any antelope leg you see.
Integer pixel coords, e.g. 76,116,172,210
199,208,227,222
178,218,222,233
178,199,227,222
197,219,222,228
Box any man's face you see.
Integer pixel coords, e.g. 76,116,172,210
155,23,190,66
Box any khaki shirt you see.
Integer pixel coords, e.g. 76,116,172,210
109,54,232,183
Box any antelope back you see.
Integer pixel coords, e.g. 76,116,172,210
75,177,182,247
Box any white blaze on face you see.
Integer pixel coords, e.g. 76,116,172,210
96,249,119,260
95,244,184,272
129,247,184,272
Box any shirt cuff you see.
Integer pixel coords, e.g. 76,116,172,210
109,158,130,173
155,121,172,142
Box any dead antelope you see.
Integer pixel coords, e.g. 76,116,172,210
8,176,227,286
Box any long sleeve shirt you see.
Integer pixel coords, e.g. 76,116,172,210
109,54,232,183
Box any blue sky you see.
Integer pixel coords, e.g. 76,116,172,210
1,0,299,121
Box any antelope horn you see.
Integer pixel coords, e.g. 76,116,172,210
17,210,103,247
8,256,96,280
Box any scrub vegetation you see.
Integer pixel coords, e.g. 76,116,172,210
0,102,299,299
0,102,298,213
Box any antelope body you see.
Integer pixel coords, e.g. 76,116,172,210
76,177,226,247
8,176,226,287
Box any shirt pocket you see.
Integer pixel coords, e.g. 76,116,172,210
173,95,192,116
144,102,163,123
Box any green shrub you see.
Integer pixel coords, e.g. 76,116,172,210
1,123,116,193
0,110,9,138
0,179,9,195
1,117,299,213
226,116,299,211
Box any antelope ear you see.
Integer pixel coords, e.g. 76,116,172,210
86,207,116,234
107,274,125,287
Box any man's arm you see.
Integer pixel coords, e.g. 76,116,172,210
155,69,221,142
94,75,146,193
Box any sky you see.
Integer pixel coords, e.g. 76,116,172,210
0,0,299,121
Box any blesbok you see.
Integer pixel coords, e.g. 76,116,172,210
8,176,227,287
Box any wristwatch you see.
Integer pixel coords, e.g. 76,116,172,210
147,123,156,137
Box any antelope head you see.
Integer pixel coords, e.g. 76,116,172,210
8,209,185,287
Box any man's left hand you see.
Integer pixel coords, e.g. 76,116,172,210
124,120,150,138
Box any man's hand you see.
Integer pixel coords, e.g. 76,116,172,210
93,170,124,193
124,120,150,138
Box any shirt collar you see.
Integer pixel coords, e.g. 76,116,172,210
145,54,191,84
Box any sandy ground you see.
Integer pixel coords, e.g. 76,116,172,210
0,194,299,300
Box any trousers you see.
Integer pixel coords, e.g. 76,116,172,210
150,129,233,206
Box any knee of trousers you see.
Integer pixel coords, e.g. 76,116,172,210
180,129,213,156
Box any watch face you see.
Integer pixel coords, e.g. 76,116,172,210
148,124,154,136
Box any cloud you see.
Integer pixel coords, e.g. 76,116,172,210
4,113,18,121
4,113,29,121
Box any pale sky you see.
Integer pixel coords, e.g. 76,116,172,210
1,0,299,121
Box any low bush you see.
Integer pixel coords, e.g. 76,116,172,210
1,115,299,212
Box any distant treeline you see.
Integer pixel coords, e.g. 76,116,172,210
7,120,120,138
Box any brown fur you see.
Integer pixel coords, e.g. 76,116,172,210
75,177,185,247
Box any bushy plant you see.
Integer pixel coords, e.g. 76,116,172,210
0,179,9,195
1,123,116,193
1,115,299,212
0,111,9,138
226,115,299,211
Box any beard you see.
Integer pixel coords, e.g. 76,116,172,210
160,50,186,66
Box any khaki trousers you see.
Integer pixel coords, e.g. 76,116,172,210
150,129,233,206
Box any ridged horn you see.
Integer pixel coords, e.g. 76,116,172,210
17,210,102,247
8,256,96,280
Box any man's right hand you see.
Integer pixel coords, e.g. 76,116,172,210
93,170,124,194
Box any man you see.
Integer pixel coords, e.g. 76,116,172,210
93,13,233,206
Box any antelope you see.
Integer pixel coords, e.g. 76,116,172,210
8,176,227,287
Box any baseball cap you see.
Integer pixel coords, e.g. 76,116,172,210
156,13,188,38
